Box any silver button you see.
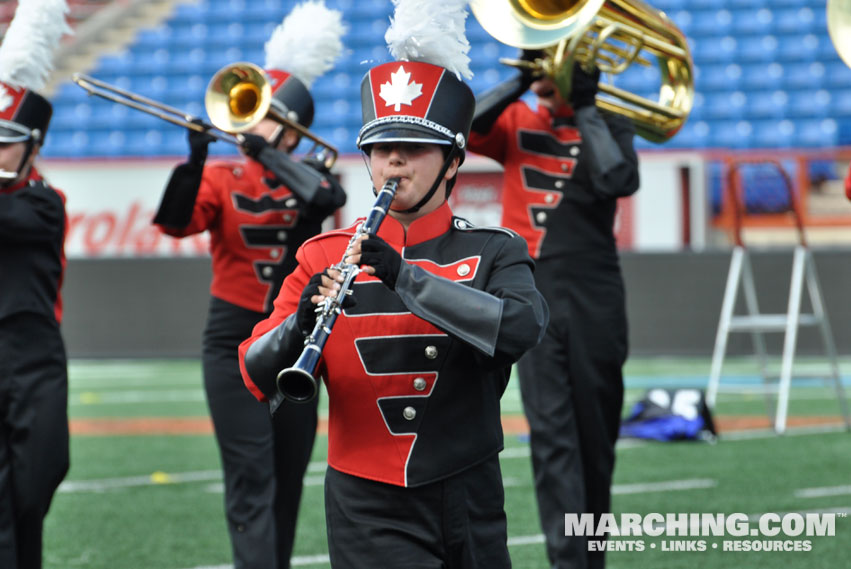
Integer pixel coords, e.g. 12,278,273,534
457,263,470,277
286,198,298,208
262,266,273,277
570,146,580,156
545,193,555,203
561,163,569,172
277,230,287,241
554,180,564,189
283,214,293,222
413,378,427,391
425,345,438,359
270,249,279,259
403,406,417,420
536,211,547,224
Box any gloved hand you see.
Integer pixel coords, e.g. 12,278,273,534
296,269,357,335
519,49,546,88
301,155,332,175
239,132,271,159
187,120,215,166
570,62,601,110
296,271,327,336
360,236,402,290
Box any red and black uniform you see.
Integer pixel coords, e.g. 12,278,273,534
239,201,548,567
155,156,344,569
468,99,639,569
0,168,69,569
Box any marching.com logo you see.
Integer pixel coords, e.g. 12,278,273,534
565,512,842,552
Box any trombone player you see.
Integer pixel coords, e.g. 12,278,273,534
466,46,639,569
152,2,346,568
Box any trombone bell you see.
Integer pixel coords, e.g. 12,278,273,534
205,62,272,133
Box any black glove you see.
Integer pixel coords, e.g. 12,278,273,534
187,120,215,166
570,63,601,110
296,270,357,335
301,155,332,175
519,49,546,87
296,271,327,336
360,236,402,290
239,132,270,159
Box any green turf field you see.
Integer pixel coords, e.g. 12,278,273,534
43,358,851,569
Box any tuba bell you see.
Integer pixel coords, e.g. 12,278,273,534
828,0,851,69
469,0,694,143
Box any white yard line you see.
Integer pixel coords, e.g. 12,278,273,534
794,485,851,498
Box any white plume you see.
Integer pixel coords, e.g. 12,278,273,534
385,0,472,80
0,0,72,90
264,0,347,88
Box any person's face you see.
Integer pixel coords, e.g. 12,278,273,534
250,118,299,152
368,141,459,219
531,76,567,112
0,140,33,185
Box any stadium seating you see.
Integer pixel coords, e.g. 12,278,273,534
35,0,849,174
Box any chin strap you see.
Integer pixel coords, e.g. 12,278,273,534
399,133,465,214
1,137,37,188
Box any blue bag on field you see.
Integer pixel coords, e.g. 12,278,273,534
619,388,717,442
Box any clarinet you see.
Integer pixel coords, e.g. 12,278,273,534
275,177,401,403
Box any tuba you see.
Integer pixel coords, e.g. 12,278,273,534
828,0,851,69
469,0,694,143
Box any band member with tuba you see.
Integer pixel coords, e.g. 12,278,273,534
0,2,72,568
238,1,548,566
466,48,640,568
152,3,345,567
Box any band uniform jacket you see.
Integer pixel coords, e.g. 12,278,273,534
0,167,67,323
467,101,639,263
239,201,549,487
157,158,336,313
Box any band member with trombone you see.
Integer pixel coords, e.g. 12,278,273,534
238,1,548,566
0,2,72,568
151,3,345,568
466,7,640,567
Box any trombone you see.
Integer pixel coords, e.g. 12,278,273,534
72,62,338,168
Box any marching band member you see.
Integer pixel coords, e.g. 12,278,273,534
466,49,640,568
0,1,72,567
238,0,548,566
152,3,346,567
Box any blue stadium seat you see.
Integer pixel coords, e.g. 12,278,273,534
796,119,837,148
736,35,778,64
691,36,736,65
745,90,788,119
703,92,747,120
786,88,831,118
731,8,773,36
695,64,741,92
750,119,796,148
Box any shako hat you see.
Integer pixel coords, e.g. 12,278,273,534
263,0,346,129
357,0,474,152
0,0,71,143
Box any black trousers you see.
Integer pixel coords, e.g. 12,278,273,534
518,257,627,569
203,297,318,569
0,313,69,569
324,456,511,569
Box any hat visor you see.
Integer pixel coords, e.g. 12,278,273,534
358,123,451,149
0,121,32,143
